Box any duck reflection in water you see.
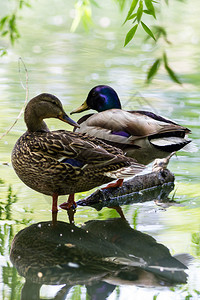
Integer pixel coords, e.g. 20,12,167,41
10,218,189,300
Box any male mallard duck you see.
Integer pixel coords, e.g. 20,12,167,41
11,93,144,222
71,85,195,165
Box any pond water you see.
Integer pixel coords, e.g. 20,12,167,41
0,0,200,299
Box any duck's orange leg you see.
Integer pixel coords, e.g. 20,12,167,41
59,194,77,210
52,193,58,226
60,194,77,224
101,179,124,190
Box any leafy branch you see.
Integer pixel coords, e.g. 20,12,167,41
124,0,156,46
0,0,183,84
0,0,31,56
71,0,181,84
71,0,94,32
123,0,181,84
146,51,182,84
0,14,20,46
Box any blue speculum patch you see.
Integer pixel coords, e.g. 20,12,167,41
62,158,84,167
111,131,130,138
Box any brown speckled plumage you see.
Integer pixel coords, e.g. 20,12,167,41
11,93,144,215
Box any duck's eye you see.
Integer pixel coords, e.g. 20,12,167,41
43,98,57,106
92,91,97,97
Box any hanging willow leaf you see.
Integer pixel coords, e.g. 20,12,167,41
124,24,138,46
163,51,181,84
163,51,168,67
117,0,126,11
153,26,171,44
90,0,100,8
124,0,139,24
1,30,8,36
0,16,8,30
165,65,182,84
126,13,137,21
143,9,152,15
141,21,156,41
146,58,161,83
136,1,143,23
144,0,156,18
0,48,7,57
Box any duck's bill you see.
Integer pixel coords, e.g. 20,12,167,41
70,101,89,114
59,114,80,128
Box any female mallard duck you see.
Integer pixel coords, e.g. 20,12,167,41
71,85,195,165
12,93,144,222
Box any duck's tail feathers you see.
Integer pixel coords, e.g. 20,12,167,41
150,137,195,153
104,163,145,179
181,141,198,152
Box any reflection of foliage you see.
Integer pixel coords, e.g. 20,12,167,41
71,285,82,300
132,207,139,229
0,184,32,225
0,185,18,220
5,185,18,220
3,264,22,300
0,184,30,299
191,232,200,257
0,224,14,255
1,229,23,300
0,213,22,299
170,286,200,299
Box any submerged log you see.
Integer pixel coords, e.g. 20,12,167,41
77,168,175,211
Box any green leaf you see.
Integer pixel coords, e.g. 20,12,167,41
90,0,100,8
146,58,161,83
192,233,200,244
124,0,139,24
117,0,126,11
127,13,137,21
163,52,181,84
153,26,171,43
194,290,200,296
136,1,143,23
163,51,168,66
0,16,8,30
19,0,31,9
165,65,182,84
144,0,156,18
141,21,156,41
143,9,152,15
124,24,138,46
1,30,8,37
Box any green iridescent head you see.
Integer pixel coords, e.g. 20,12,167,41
71,85,122,114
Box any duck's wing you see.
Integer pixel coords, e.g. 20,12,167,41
25,130,144,178
76,109,190,145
